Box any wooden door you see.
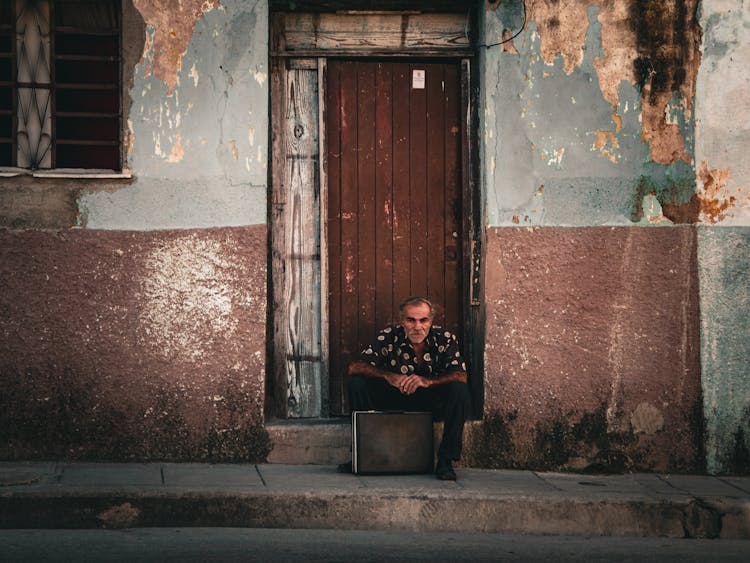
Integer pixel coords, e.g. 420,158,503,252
326,60,463,415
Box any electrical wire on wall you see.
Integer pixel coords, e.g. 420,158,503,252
477,0,527,49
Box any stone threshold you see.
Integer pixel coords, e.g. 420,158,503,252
265,418,481,466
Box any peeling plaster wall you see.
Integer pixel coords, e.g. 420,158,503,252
696,0,750,225
0,1,272,461
80,0,269,230
477,0,748,473
695,0,750,478
481,0,703,228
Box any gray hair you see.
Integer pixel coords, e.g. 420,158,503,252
398,296,434,319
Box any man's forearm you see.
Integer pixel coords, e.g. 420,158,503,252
349,360,467,386
348,360,392,380
430,370,468,386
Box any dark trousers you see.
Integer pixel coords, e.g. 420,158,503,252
348,375,471,461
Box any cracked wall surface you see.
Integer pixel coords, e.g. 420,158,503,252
81,0,269,230
0,1,272,462
482,0,719,227
480,0,749,473
695,1,750,474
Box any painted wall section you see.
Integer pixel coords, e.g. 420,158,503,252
133,0,222,96
0,227,269,461
695,0,750,225
698,227,750,474
481,0,703,227
478,0,749,474
695,0,750,476
79,0,270,230
476,227,702,472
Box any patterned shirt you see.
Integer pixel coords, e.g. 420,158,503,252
360,325,467,379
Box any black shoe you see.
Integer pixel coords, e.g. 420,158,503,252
435,458,456,481
337,461,353,474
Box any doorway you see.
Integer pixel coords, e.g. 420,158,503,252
269,9,480,420
326,60,464,415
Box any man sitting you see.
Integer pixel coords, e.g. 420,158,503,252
341,296,471,480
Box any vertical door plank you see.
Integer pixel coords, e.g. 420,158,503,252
339,61,359,413
357,62,377,348
270,57,288,418
318,58,330,415
426,64,447,320
283,66,321,418
392,63,412,316
443,62,462,335
409,63,428,297
375,62,394,330
326,61,343,413
461,58,481,416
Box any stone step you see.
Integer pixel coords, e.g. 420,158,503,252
265,418,480,466
266,419,351,465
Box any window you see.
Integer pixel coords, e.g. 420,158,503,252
0,0,121,171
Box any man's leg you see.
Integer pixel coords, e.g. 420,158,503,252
348,374,406,411
435,381,471,462
418,381,469,480
405,381,470,480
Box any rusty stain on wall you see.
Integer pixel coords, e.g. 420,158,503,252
528,0,593,74
593,129,619,163
529,0,701,166
631,402,665,435
631,0,700,165
167,133,185,162
640,94,690,165
501,28,519,54
698,162,735,224
133,0,221,95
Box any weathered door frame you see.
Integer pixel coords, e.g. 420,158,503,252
269,10,483,419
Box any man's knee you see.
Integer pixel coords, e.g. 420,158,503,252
348,374,368,392
347,374,370,403
443,380,471,408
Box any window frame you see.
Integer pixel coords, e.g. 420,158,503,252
0,0,126,175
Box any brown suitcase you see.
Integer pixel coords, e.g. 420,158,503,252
352,411,434,475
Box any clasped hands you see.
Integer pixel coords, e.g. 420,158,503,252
385,373,430,395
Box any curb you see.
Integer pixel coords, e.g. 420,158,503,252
2,489,748,538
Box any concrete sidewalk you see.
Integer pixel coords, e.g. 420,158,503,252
1,462,748,539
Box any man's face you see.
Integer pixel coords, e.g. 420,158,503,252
400,302,433,345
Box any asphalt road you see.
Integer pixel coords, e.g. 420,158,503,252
1,528,748,562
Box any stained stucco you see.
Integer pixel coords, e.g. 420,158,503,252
481,0,711,227
698,227,750,474
478,226,703,472
479,0,749,474
79,0,269,230
0,227,269,461
696,0,750,225
693,1,750,475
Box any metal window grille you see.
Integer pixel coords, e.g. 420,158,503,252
0,0,121,170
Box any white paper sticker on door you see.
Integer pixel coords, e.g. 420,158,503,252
412,69,425,89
